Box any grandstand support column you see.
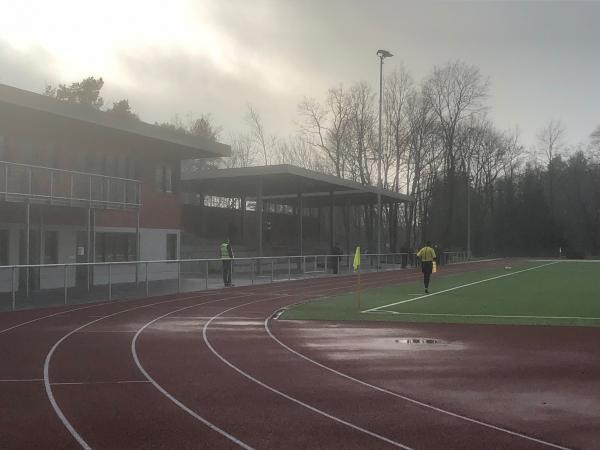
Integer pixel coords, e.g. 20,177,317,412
240,195,246,242
297,193,303,255
329,191,335,250
257,178,263,270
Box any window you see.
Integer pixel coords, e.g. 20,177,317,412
44,231,58,264
95,232,137,262
155,163,173,194
0,230,8,265
166,234,178,260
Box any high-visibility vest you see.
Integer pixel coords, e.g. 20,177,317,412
417,246,436,262
220,243,231,260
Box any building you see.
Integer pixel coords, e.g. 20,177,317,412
0,83,230,293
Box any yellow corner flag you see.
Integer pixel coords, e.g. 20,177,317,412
353,246,361,271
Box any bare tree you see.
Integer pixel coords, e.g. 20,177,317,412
246,104,276,166
226,133,256,168
298,85,350,177
422,60,489,246
537,119,567,210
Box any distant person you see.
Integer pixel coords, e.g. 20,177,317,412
416,241,437,294
331,242,343,274
219,238,234,287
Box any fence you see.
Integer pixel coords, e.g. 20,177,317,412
0,251,469,312
0,160,142,209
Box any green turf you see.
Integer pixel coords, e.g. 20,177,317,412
280,260,600,327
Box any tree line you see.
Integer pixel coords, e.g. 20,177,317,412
44,66,600,257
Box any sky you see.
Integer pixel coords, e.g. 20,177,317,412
0,0,599,150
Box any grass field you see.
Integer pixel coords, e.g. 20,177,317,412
280,260,600,327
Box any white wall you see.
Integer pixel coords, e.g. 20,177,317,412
0,223,181,292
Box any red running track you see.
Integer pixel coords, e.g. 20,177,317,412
1,260,592,449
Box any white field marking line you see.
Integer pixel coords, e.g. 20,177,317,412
132,301,255,450
44,291,256,450
202,298,413,450
364,311,600,321
362,261,561,313
264,313,571,450
531,259,600,263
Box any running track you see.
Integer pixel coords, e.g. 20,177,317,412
1,260,591,449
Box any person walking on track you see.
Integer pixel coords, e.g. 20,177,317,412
220,238,234,287
416,241,436,294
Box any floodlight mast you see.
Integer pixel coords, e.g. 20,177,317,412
376,49,393,260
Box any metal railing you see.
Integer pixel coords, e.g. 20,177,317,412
0,250,470,312
0,160,142,209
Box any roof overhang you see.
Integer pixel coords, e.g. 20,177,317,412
181,164,413,205
0,83,230,159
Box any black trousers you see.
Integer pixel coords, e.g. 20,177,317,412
222,260,232,286
421,261,433,289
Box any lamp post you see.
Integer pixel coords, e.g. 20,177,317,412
376,49,393,259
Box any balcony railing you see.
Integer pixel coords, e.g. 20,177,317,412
0,160,141,210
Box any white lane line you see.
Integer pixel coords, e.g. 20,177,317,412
1,303,111,335
132,299,255,450
264,313,571,450
364,311,600,321
51,380,151,386
203,298,413,450
0,378,43,382
362,261,561,313
43,291,255,450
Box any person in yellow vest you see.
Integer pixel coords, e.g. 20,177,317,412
416,241,436,294
219,238,234,287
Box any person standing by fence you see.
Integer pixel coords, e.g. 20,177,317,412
220,238,234,287
331,243,343,274
416,241,436,294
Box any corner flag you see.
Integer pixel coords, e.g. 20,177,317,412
353,246,361,271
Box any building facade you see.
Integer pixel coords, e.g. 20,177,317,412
0,83,229,293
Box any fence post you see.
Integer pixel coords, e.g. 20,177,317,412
271,259,274,283
64,264,68,305
251,259,255,285
108,263,112,301
288,257,291,280
324,254,328,273
145,262,149,297
302,256,306,278
177,261,181,294
205,261,209,290
11,266,16,311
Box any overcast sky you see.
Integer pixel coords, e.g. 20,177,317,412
1,0,599,149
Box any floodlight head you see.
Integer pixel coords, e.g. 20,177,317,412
376,49,393,59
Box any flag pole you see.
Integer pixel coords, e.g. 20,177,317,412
353,246,361,309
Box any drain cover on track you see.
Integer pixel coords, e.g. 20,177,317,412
395,338,442,345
